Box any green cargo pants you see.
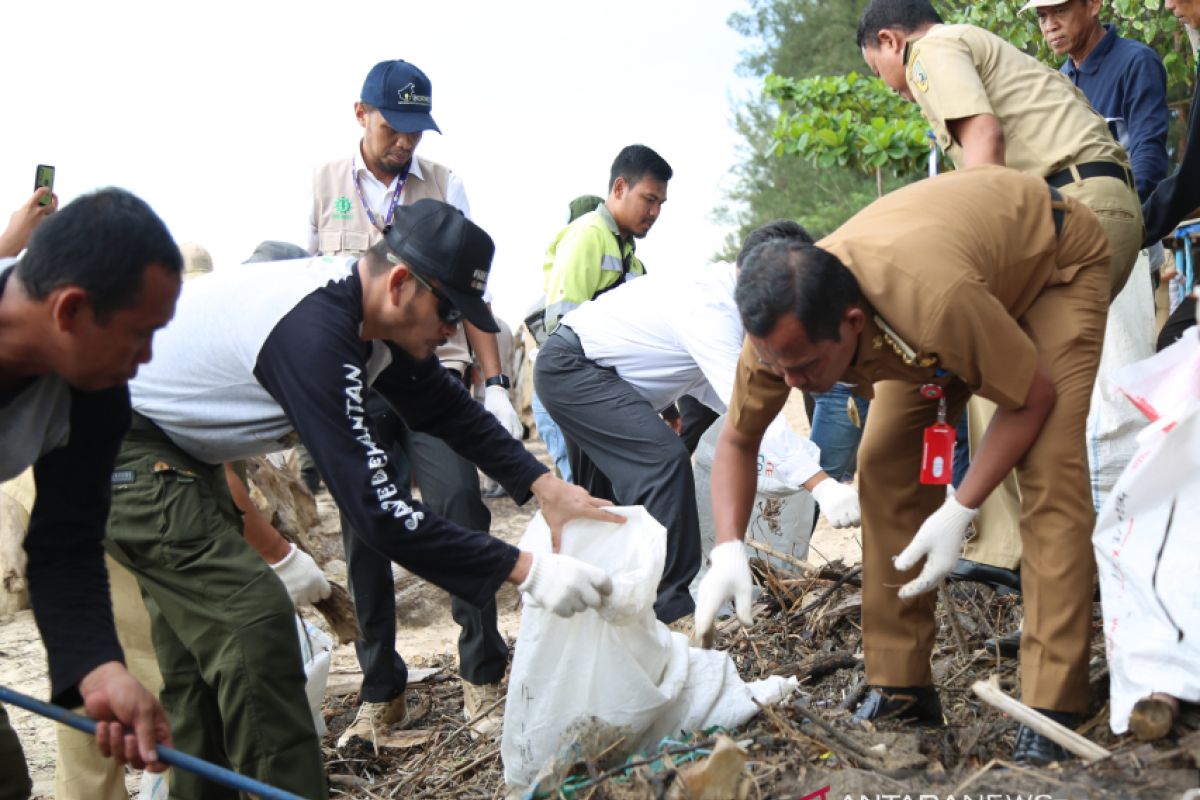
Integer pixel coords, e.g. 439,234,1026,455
0,705,32,800
104,414,327,800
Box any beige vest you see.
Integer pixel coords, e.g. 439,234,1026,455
312,156,472,372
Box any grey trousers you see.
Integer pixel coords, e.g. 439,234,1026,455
340,390,507,699
534,327,700,623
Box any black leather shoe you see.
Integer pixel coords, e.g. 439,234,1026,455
1013,709,1079,765
983,628,1021,658
948,558,1021,595
852,686,945,726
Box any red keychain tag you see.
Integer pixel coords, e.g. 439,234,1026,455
921,422,955,484
919,386,953,485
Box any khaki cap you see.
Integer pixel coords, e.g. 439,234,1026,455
1019,0,1071,11
178,242,213,279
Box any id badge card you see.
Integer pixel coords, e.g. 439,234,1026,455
919,385,953,485
920,422,954,484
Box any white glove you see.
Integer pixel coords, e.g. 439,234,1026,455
270,544,332,607
518,552,613,617
484,385,523,439
893,495,979,598
810,478,861,528
695,541,754,648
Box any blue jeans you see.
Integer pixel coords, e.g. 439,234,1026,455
952,411,970,488
810,384,870,482
532,390,572,482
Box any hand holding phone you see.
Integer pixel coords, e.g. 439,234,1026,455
34,165,55,206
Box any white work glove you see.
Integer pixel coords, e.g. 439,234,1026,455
810,478,861,528
893,495,979,598
484,384,523,439
518,552,613,617
695,541,754,648
270,544,332,607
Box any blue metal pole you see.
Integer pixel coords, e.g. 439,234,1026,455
0,685,311,800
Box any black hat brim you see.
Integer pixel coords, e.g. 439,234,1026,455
440,284,499,334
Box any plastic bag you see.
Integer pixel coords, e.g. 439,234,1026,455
295,615,333,736
693,417,818,499
1086,255,1157,510
502,507,797,791
693,415,816,585
1093,334,1200,733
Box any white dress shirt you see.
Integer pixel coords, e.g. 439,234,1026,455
561,263,822,485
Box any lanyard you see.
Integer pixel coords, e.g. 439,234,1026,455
352,167,409,231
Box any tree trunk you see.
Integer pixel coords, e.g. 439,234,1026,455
0,470,35,617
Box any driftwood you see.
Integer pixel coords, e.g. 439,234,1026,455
971,677,1112,762
0,471,34,616
244,455,359,644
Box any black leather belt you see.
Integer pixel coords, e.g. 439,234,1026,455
1045,160,1132,190
1048,185,1065,239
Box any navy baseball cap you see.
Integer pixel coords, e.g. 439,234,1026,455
361,60,441,134
383,199,498,333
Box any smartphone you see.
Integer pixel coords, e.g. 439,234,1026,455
34,165,55,206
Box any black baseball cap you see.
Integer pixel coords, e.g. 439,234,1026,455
383,199,498,333
361,60,440,134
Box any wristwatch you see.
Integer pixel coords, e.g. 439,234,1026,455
484,374,511,390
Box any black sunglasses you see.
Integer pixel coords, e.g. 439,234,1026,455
411,271,464,324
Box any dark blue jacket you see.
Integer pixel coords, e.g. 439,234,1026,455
1143,69,1200,245
1062,23,1169,203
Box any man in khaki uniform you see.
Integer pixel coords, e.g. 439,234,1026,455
857,0,1144,597
696,167,1111,765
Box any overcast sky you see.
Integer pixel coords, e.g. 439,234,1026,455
0,0,758,328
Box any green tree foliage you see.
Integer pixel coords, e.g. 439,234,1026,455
714,0,882,255
765,71,930,194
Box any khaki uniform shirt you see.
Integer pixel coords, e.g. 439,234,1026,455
728,167,1109,438
906,24,1127,176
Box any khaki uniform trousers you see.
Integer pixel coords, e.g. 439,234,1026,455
104,414,327,800
859,207,1110,713
964,173,1144,569
55,556,165,800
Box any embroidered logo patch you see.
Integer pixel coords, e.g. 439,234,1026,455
912,59,929,93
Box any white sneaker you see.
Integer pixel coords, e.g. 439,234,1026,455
336,695,409,749
462,680,504,740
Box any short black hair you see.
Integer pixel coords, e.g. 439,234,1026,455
856,0,943,49
609,144,673,192
364,238,394,275
736,219,813,268
16,188,182,323
736,241,862,343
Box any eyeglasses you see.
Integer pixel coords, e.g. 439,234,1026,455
410,271,464,324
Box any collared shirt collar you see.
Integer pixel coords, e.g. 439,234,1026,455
904,24,938,67
595,203,635,252
839,303,950,399
353,142,423,191
1066,23,1117,77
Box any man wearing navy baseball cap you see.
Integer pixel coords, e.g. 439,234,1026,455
308,60,526,746
361,59,441,135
